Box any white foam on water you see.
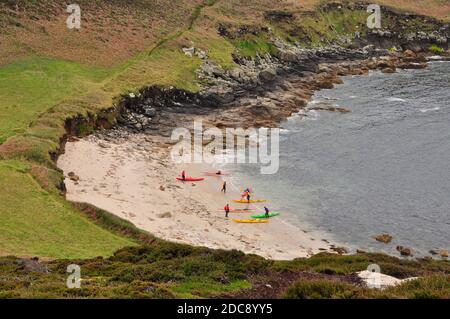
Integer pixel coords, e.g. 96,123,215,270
303,110,320,121
427,55,443,60
420,107,440,113
387,97,406,102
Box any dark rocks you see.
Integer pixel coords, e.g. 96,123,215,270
404,49,416,57
15,257,49,274
330,246,349,255
317,80,334,89
264,11,293,22
396,246,412,257
428,249,449,258
309,100,351,113
398,62,428,70
381,67,397,73
68,172,80,182
258,68,277,82
374,234,393,243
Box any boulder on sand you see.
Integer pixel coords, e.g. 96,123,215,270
68,172,80,182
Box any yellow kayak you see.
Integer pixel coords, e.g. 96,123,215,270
233,199,267,203
233,219,269,224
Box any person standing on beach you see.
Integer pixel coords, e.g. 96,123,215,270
264,206,270,218
224,204,230,218
246,191,251,203
181,170,186,181
221,181,227,193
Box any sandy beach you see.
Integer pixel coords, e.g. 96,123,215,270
57,131,330,260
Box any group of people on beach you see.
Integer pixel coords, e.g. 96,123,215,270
179,170,270,219
223,203,270,218
224,187,270,219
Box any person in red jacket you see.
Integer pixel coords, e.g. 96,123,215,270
224,204,230,218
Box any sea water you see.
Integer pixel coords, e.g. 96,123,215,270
227,61,450,256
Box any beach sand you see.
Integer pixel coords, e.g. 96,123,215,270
57,132,329,260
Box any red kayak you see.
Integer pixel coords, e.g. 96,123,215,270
176,177,204,182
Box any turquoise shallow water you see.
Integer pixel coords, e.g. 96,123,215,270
227,61,450,256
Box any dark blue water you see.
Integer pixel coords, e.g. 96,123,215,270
228,61,450,256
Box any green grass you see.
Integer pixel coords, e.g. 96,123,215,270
0,160,135,259
284,274,450,299
235,38,277,57
284,279,360,299
273,252,449,278
0,246,447,298
0,57,111,144
171,279,251,298
105,46,202,94
429,44,445,54
0,2,224,260
375,274,450,299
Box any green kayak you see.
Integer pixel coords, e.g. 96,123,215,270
251,212,280,219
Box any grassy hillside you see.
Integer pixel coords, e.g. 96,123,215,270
0,243,448,298
0,0,210,259
0,0,448,263
0,160,135,259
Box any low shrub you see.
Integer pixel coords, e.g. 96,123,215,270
429,44,445,54
284,279,362,299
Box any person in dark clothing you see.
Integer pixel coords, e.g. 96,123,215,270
181,170,186,181
221,181,227,193
224,204,230,218
264,206,270,218
246,192,251,203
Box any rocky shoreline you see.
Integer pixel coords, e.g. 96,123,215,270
117,47,445,138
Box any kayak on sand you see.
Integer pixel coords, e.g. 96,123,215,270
251,212,280,219
233,199,267,203
204,172,231,176
176,177,205,182
233,219,269,224
217,209,254,213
